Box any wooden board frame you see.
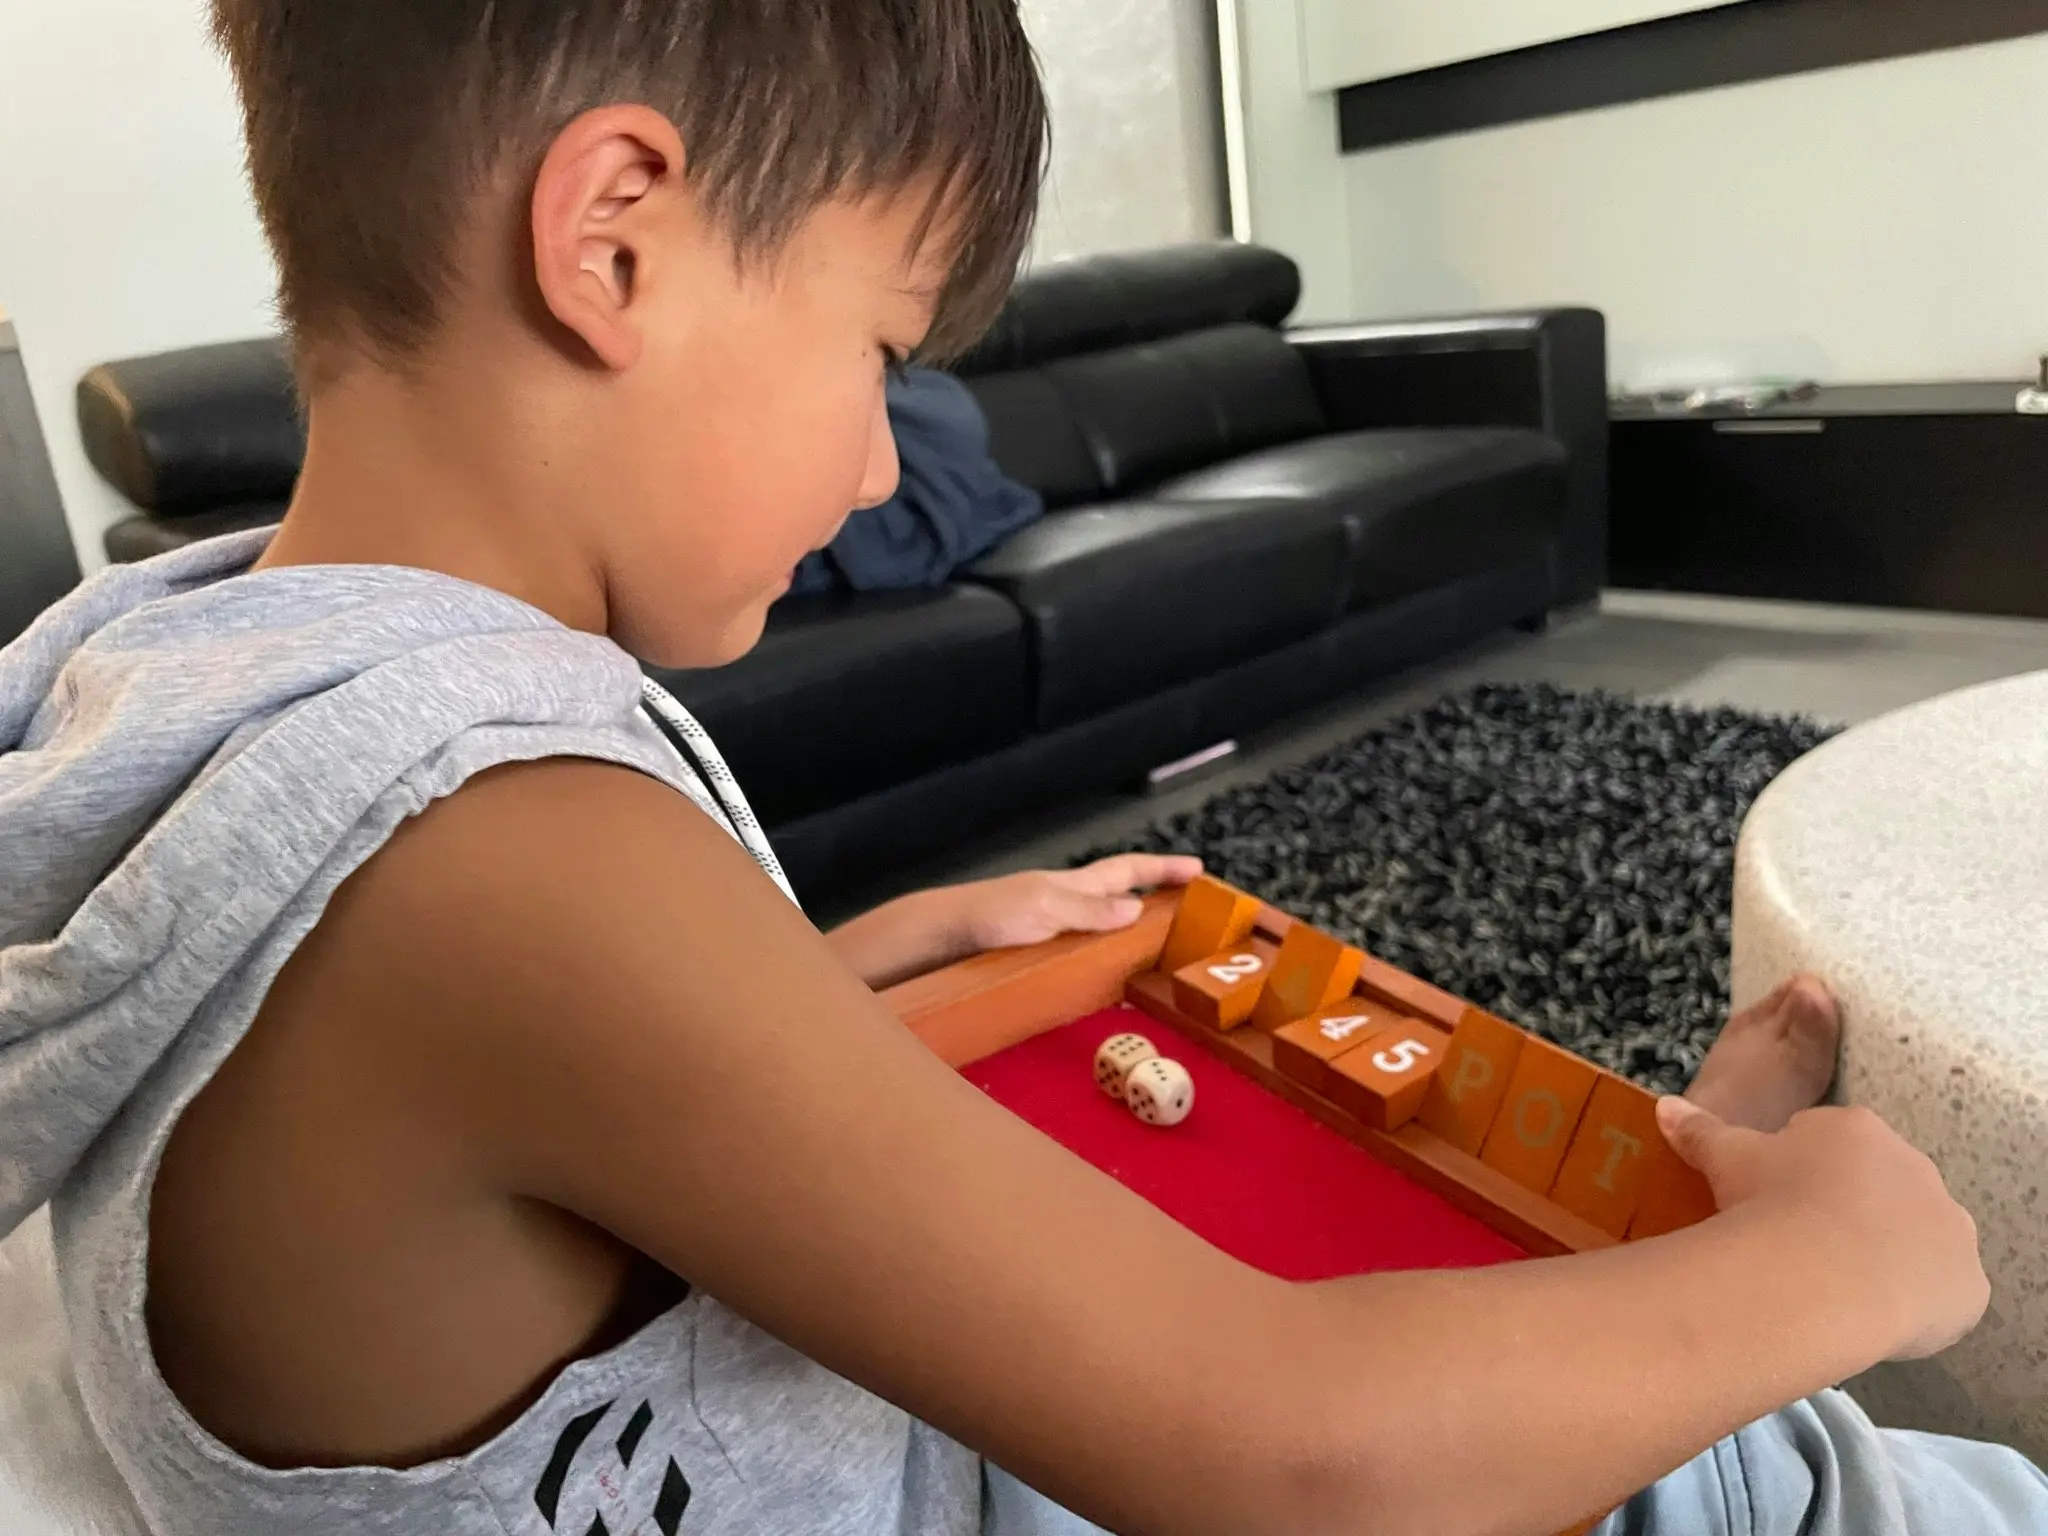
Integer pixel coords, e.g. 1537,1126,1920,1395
883,890,1614,1258
883,893,1182,1068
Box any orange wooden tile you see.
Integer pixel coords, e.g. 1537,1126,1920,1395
1170,938,1281,1031
1354,954,1467,1029
1157,876,1263,978
1479,1037,1600,1194
1548,1074,1664,1238
1416,1008,1529,1155
1351,958,1466,1028
1326,1019,1452,1131
1627,1123,1719,1240
1248,924,1366,1034
1269,1000,1410,1096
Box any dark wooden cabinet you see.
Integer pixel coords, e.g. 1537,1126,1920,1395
1611,384,2048,620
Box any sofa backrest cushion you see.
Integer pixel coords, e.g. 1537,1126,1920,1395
969,324,1325,506
76,339,300,515
962,368,1105,509
956,243,1301,376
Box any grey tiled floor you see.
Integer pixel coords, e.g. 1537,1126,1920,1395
897,592,2048,899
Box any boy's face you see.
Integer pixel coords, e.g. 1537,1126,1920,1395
590,188,948,669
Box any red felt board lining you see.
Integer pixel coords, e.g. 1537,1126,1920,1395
962,1007,1526,1279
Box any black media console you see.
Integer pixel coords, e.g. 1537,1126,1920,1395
1611,383,2048,621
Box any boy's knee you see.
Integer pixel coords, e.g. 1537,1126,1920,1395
1721,1392,2048,1536
1880,1427,2048,1531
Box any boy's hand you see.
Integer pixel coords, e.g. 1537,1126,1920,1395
826,854,1203,990
1656,1096,1990,1360
955,855,1204,953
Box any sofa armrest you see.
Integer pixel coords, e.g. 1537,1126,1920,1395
2,315,82,643
1289,308,1608,608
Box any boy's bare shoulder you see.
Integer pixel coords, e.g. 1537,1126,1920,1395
339,755,744,959
296,755,817,1093
370,754,731,901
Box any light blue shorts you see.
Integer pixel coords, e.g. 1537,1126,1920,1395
986,1391,2048,1535
1596,1390,2048,1536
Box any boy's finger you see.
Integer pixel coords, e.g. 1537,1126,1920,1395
1655,1095,1758,1182
1070,855,1146,893
1052,888,1145,933
1077,853,1203,895
1145,854,1205,888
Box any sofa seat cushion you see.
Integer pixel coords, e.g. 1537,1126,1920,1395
103,504,286,564
1156,428,1567,611
649,585,1029,828
966,498,1348,730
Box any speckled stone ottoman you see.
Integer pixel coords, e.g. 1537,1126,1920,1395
1732,670,2048,1462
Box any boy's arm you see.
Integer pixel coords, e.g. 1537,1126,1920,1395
822,884,987,988
826,855,1202,990
361,761,1985,1536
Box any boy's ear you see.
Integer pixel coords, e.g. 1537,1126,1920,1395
530,105,687,371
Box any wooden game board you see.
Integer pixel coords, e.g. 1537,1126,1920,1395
886,875,1712,1260
883,876,1712,1536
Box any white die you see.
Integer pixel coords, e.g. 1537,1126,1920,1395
1093,1032,1159,1098
1124,1057,1195,1127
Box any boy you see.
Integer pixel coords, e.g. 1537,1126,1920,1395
0,2,2042,1532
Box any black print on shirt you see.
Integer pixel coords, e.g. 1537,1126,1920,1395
535,1398,693,1536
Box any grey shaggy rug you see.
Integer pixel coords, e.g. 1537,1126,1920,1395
1094,684,1838,1095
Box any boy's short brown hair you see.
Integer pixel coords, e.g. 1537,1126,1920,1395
211,0,1046,365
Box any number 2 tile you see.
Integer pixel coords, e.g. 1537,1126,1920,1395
1170,939,1281,1031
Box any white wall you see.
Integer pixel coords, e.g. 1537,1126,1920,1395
0,0,277,572
1020,0,1225,264
1217,0,1352,323
1343,35,2048,389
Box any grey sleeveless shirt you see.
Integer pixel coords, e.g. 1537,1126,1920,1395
0,531,981,1534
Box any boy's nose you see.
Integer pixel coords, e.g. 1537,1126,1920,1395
853,395,902,511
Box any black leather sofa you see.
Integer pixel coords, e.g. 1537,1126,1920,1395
75,244,1607,907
